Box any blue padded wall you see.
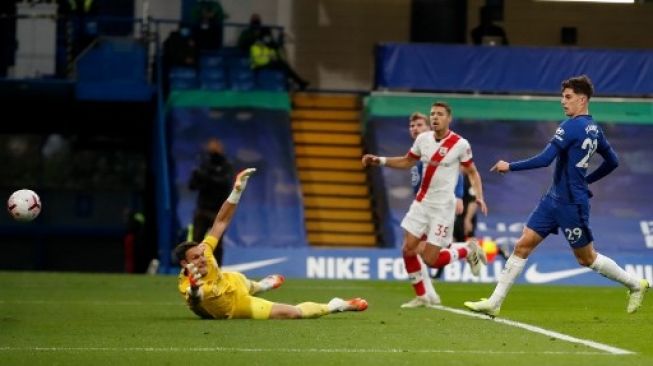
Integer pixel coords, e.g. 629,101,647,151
376,43,653,96
168,107,307,248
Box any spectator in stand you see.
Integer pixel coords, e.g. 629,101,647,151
237,14,266,54
191,0,227,51
470,6,508,46
163,26,198,68
240,14,309,90
161,26,198,95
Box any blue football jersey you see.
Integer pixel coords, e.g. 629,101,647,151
548,115,610,203
410,161,423,195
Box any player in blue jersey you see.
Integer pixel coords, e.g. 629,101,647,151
464,75,649,316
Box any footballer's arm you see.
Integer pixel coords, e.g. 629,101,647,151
461,162,487,216
362,154,418,169
205,168,256,240
205,200,237,241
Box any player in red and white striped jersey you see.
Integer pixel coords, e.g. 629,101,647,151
363,102,488,306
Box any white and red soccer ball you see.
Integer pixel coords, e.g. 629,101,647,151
7,189,42,222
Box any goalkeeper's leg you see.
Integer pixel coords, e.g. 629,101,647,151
267,298,368,319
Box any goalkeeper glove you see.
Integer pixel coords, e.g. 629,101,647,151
227,168,257,204
185,263,204,300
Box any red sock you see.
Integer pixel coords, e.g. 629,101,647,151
431,246,469,268
456,246,468,259
403,254,425,296
432,250,452,268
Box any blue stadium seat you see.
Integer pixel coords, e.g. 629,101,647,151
227,56,252,71
227,57,254,91
256,69,287,91
169,67,198,90
200,67,228,90
214,46,247,58
199,52,225,70
230,78,255,91
202,80,229,90
199,51,229,91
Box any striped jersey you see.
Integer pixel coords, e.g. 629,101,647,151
408,130,473,205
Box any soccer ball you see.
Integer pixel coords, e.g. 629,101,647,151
7,189,42,222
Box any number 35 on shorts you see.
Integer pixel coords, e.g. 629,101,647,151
433,225,449,237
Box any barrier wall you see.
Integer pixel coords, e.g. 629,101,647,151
222,247,653,286
375,43,653,96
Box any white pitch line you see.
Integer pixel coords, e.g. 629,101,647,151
0,346,614,356
432,305,634,355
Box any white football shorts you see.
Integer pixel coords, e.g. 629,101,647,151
400,198,455,248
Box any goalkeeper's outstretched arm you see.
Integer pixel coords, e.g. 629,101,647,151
206,168,256,240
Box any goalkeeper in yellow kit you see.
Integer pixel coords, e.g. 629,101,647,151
174,168,368,319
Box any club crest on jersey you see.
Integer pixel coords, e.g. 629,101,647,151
554,127,565,141
439,147,449,156
585,125,599,137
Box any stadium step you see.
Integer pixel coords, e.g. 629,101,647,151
292,92,378,247
304,208,372,221
293,93,361,109
306,221,374,233
293,120,361,133
292,109,360,121
296,157,363,171
301,183,368,196
295,145,362,158
298,170,366,184
307,232,377,247
304,196,370,210
293,132,361,145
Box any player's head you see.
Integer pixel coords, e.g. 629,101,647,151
174,241,209,275
430,101,453,134
561,75,593,117
408,112,430,139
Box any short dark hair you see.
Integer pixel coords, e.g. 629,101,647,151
409,112,428,122
561,75,594,99
173,241,199,264
431,101,452,116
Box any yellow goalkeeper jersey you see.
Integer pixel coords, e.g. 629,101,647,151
177,235,244,319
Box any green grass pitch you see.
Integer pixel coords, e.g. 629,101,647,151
1,271,651,366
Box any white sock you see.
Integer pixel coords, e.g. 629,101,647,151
418,256,438,299
450,242,467,251
327,298,344,312
443,248,459,262
590,253,640,290
258,277,275,292
489,255,527,306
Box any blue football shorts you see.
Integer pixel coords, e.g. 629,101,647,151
526,195,593,248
